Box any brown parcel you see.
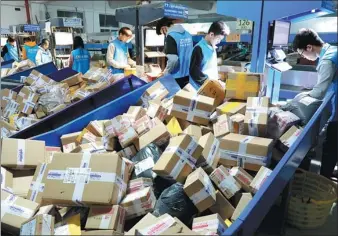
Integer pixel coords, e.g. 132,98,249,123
42,153,129,205
146,100,168,121
20,214,54,235
1,138,45,169
127,177,153,193
243,97,269,137
153,134,203,183
125,213,157,235
1,189,39,234
182,83,197,93
225,72,261,100
117,145,137,159
138,81,169,107
135,213,176,235
1,167,13,190
231,193,253,221
86,120,106,137
1,88,17,108
135,122,171,150
196,132,220,174
209,190,235,220
229,113,245,134
278,125,302,152
85,82,109,93
118,126,139,148
63,73,83,87
135,117,162,137
218,133,273,171
16,90,40,115
213,114,230,138
183,167,216,212
13,174,34,198
170,90,214,125
27,163,49,204
35,205,62,223
82,230,123,235
192,213,228,235
197,79,225,107
85,205,125,232
216,101,246,116
250,166,272,194
60,131,82,146
183,124,202,141
25,70,52,86
127,106,147,121
229,167,254,192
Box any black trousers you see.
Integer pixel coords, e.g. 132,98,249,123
175,76,189,89
320,121,338,178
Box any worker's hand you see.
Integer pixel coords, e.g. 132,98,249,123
156,72,164,79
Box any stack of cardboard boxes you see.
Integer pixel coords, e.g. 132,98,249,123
0,73,303,235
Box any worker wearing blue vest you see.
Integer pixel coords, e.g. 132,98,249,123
1,36,19,62
22,37,39,64
156,17,193,88
69,36,90,74
189,21,230,89
293,28,337,179
106,27,136,74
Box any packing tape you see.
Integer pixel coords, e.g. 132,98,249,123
251,168,272,191
219,174,239,195
206,138,220,166
186,137,199,155
247,113,259,136
17,139,26,167
172,103,211,122
219,149,270,166
138,215,175,235
99,214,113,229
21,216,37,235
187,94,199,121
148,86,166,100
190,187,210,205
193,219,219,232
42,214,53,235
72,152,92,204
238,136,255,154
283,129,301,148
1,194,33,220
29,163,48,202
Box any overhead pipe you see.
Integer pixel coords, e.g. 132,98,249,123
24,0,31,24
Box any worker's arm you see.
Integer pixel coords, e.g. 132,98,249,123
163,35,178,75
35,49,42,66
106,43,129,69
68,53,74,68
189,45,208,85
127,51,136,67
1,45,8,58
309,60,336,99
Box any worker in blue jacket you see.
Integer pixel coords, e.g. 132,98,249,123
106,27,136,74
22,37,39,64
293,28,337,179
189,21,230,89
1,36,19,62
156,17,193,88
69,36,90,74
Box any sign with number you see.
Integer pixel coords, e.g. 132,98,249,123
23,24,40,32
164,2,188,19
63,18,82,28
236,19,253,30
226,33,241,43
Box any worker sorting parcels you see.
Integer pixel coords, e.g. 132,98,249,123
106,27,136,74
156,17,193,88
189,21,230,89
35,38,53,66
292,28,337,179
1,35,19,62
69,36,90,74
22,36,39,64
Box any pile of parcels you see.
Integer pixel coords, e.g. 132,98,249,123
1,72,307,235
1,60,36,78
1,67,118,138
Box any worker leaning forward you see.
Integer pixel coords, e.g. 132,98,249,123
22,36,39,65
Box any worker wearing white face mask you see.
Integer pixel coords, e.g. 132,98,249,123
189,21,230,88
106,27,136,74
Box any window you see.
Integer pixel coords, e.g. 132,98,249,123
99,14,119,28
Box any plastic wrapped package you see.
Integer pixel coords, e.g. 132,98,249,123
15,117,39,130
153,183,198,226
281,95,322,126
131,143,162,179
153,176,175,199
38,85,68,114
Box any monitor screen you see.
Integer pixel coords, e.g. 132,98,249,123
145,29,164,47
272,21,290,47
1,37,7,46
54,32,73,45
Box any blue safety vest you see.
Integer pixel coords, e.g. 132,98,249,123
167,30,193,79
318,43,338,121
23,44,39,64
189,38,218,89
71,48,90,74
109,39,128,74
36,47,53,65
4,43,19,62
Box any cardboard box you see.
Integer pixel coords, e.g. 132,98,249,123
153,134,203,183
213,114,230,138
183,167,216,212
82,230,123,235
278,126,302,152
125,213,157,235
127,178,153,193
136,122,170,150
197,80,225,107
54,213,81,235
138,81,169,107
26,163,49,204
42,153,129,205
133,115,151,133
63,142,77,153
86,120,104,137
229,167,253,192
268,109,301,139
118,126,139,148
160,217,196,235
210,165,241,199
72,89,91,102
209,191,235,220
201,125,213,135
170,90,214,125
85,205,125,232
122,157,135,179
25,70,53,86
1,189,39,234
192,213,227,235
231,193,252,221
127,106,147,121
229,113,245,134
225,72,261,100
1,138,45,169
135,117,162,136
15,116,39,130
20,214,54,235
244,97,269,137
183,124,202,141
85,82,109,93
218,133,273,171
196,132,220,174
1,167,13,191
63,73,83,87
45,146,62,163
183,83,197,93
1,89,17,108
13,174,34,198
35,205,62,224
76,128,97,144
3,99,20,118
134,214,176,235
147,101,168,121
117,145,137,159
0,120,17,132
166,116,182,136
49,104,67,114
61,131,82,146
120,187,156,219
250,166,272,194
103,115,132,138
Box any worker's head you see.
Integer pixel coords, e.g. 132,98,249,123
293,28,324,61
118,27,133,43
40,38,50,50
156,17,174,35
206,21,230,47
73,36,85,50
7,36,16,46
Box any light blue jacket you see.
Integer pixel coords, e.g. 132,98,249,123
4,43,19,62
35,47,53,66
109,38,128,74
71,48,90,74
